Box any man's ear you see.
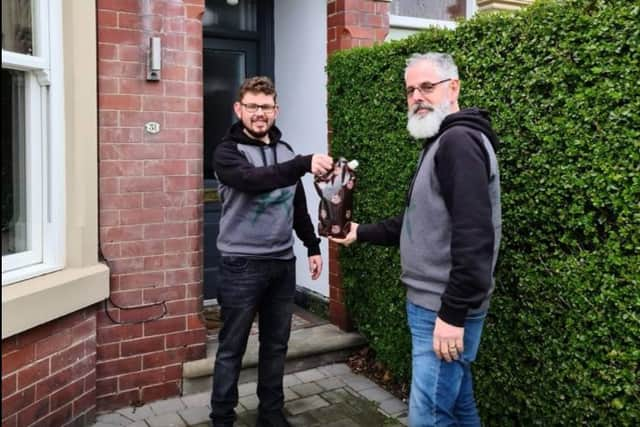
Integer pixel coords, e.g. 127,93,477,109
233,102,242,119
450,79,461,101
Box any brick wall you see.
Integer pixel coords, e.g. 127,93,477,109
96,0,207,411
1,308,98,427
326,0,390,331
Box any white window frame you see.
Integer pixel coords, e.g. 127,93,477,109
390,0,478,30
2,0,65,285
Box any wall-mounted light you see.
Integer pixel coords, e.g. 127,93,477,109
147,37,161,81
227,0,239,6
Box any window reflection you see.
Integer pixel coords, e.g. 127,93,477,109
2,0,33,55
1,69,28,255
203,0,257,32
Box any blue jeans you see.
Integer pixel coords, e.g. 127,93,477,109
210,257,296,426
407,301,486,427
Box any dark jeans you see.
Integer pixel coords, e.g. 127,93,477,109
210,257,296,426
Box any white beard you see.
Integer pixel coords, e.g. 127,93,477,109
406,101,450,140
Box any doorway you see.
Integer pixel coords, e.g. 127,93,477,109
202,0,274,300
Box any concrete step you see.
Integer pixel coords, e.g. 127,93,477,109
182,323,366,395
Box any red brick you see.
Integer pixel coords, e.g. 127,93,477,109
144,128,187,144
185,343,206,361
120,208,164,225
34,332,72,361
185,4,204,19
96,356,141,378
186,68,202,83
117,12,142,29
142,96,186,112
100,160,144,177
99,77,118,94
165,269,199,286
111,290,143,307
185,283,203,299
164,364,182,382
120,239,164,257
2,414,17,427
99,111,118,127
17,359,50,389
185,36,201,52
40,403,73,427
166,299,199,316
3,385,35,417
118,272,164,289
118,44,143,62
165,329,205,349
165,206,201,222
96,389,140,412
118,368,164,391
100,94,142,111
98,0,139,13
100,194,142,210
120,176,163,193
97,324,143,345
164,143,201,159
143,286,186,303
164,33,185,50
17,397,50,427
51,379,84,411
110,143,166,160
120,336,165,357
2,373,17,397
97,10,117,27
162,65,186,81
165,176,200,191
98,28,142,45
95,377,117,397
72,318,97,342
72,354,96,379
35,367,72,400
186,221,202,236
100,128,143,143
96,343,120,361
143,255,165,270
144,317,186,336
119,111,165,128
72,389,96,417
142,348,186,369
141,381,180,403
51,342,84,374
98,43,118,60
101,225,144,243
185,128,202,143
144,223,187,239
144,160,187,176
118,304,165,324
184,82,203,97
187,314,205,331
2,346,34,376
166,112,201,128
120,78,163,95
98,60,143,78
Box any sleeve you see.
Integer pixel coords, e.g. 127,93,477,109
356,213,404,246
214,141,313,193
292,181,321,256
435,128,495,327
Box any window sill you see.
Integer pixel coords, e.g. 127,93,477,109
2,263,110,338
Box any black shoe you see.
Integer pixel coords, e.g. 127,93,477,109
256,411,292,427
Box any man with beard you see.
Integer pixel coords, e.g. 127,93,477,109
210,76,333,427
332,53,502,426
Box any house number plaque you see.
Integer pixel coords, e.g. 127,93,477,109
145,121,160,134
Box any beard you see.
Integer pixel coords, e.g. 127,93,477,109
242,117,274,140
406,100,450,140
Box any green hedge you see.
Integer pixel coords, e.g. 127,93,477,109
326,0,639,424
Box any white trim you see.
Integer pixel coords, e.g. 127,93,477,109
2,0,64,285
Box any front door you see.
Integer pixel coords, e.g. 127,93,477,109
202,0,274,300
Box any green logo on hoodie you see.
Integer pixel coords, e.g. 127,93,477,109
251,189,294,225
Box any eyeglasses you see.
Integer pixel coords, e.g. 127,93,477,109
241,103,277,114
405,79,451,97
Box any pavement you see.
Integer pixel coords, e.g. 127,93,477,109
90,362,409,427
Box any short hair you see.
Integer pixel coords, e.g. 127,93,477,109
237,76,277,102
404,53,459,81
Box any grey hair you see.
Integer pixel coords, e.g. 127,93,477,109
404,53,459,80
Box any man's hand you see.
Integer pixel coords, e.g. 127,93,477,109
433,316,464,362
308,255,322,280
329,223,359,247
311,154,333,176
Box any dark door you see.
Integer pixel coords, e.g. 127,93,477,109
202,0,273,300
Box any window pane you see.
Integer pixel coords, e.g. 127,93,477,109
391,0,466,21
2,0,33,55
1,69,28,255
203,0,257,32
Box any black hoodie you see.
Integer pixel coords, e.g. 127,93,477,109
358,108,502,326
214,121,320,258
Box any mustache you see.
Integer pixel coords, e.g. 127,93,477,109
410,103,435,115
